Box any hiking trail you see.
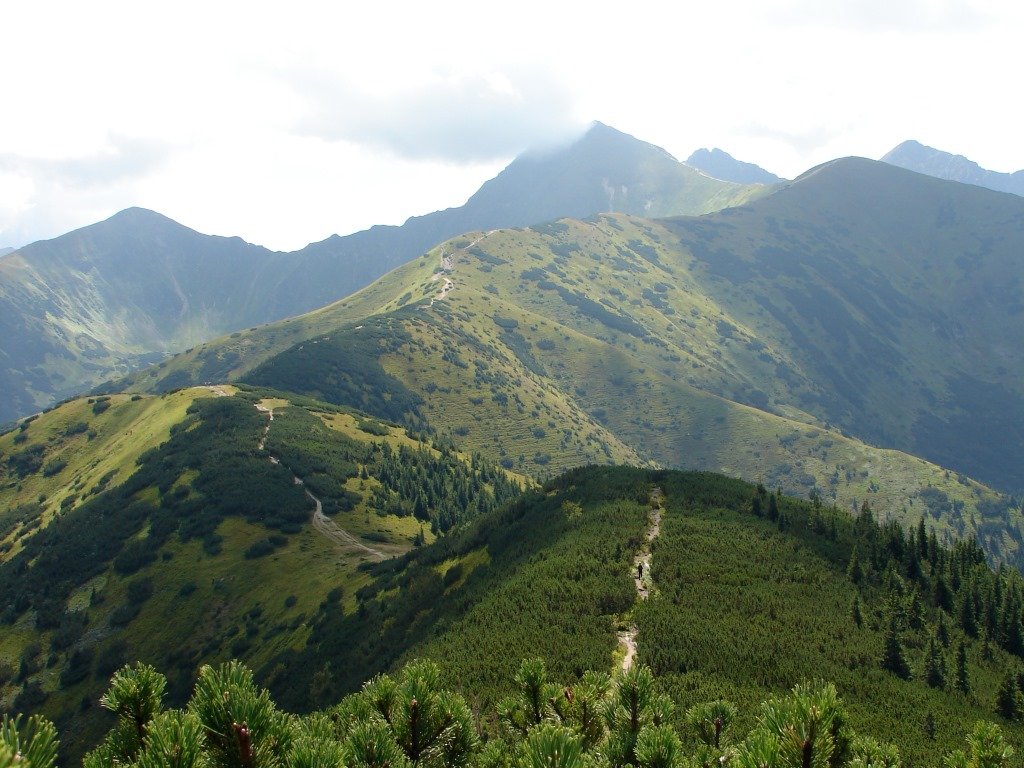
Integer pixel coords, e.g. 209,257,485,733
427,231,495,307
617,486,663,672
212,389,386,561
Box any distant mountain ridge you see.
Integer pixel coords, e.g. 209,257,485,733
0,247,14,257
0,123,764,423
121,157,1024,560
882,139,1024,196
686,147,782,184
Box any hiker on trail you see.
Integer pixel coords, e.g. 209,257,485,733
638,562,643,579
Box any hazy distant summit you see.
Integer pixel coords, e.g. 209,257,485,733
882,140,1024,196
686,147,783,185
0,122,763,423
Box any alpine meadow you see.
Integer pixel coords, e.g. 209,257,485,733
3,58,1024,768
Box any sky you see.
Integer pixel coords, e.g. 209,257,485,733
1,0,1022,252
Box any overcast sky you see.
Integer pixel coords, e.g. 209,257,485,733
2,0,1021,251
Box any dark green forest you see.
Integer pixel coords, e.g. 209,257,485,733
253,467,1024,766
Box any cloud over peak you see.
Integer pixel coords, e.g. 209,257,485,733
291,68,586,163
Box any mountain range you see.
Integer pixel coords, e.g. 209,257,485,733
109,155,1024,566
5,123,1024,766
882,139,1024,196
0,123,764,425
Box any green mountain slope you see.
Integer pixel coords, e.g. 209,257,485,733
0,387,522,762
7,462,1024,766
0,209,288,423
1,124,762,425
122,188,1024,565
658,158,1024,491
260,467,1024,765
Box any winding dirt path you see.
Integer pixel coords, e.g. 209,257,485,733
427,231,495,307
252,399,385,560
618,487,663,672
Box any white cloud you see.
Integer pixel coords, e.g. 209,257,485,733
1,0,1023,249
292,68,585,163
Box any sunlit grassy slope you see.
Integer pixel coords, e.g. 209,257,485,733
121,196,1023,566
0,386,523,761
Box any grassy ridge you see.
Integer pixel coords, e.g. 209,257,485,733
0,389,210,563
0,387,523,764
109,160,1024,568
258,467,1024,766
161,217,1021,565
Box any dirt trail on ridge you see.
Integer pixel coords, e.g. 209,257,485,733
427,231,495,307
253,399,385,560
618,487,663,673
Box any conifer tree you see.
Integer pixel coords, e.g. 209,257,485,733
0,715,58,768
519,723,586,768
851,597,863,629
346,659,477,768
85,663,168,768
955,642,971,695
603,666,672,768
937,612,951,648
995,673,1022,722
944,721,1015,768
907,590,925,631
848,735,900,768
846,547,863,585
881,614,912,680
686,701,738,750
924,635,947,690
758,681,846,768
498,658,559,738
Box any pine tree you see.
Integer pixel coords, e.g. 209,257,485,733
924,635,947,690
1,715,58,768
847,547,863,585
934,574,954,613
959,592,979,637
937,612,951,648
945,721,1015,768
996,672,1023,721
955,642,971,695
881,614,912,680
759,681,846,768
686,700,737,750
85,663,168,768
907,590,925,631
603,665,672,768
851,596,863,629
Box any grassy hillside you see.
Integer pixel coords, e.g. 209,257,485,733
661,158,1024,493
6,461,1024,765
0,388,210,562
0,387,522,763
122,204,1023,567
264,466,1024,766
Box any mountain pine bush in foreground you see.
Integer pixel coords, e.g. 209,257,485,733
3,658,1015,768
